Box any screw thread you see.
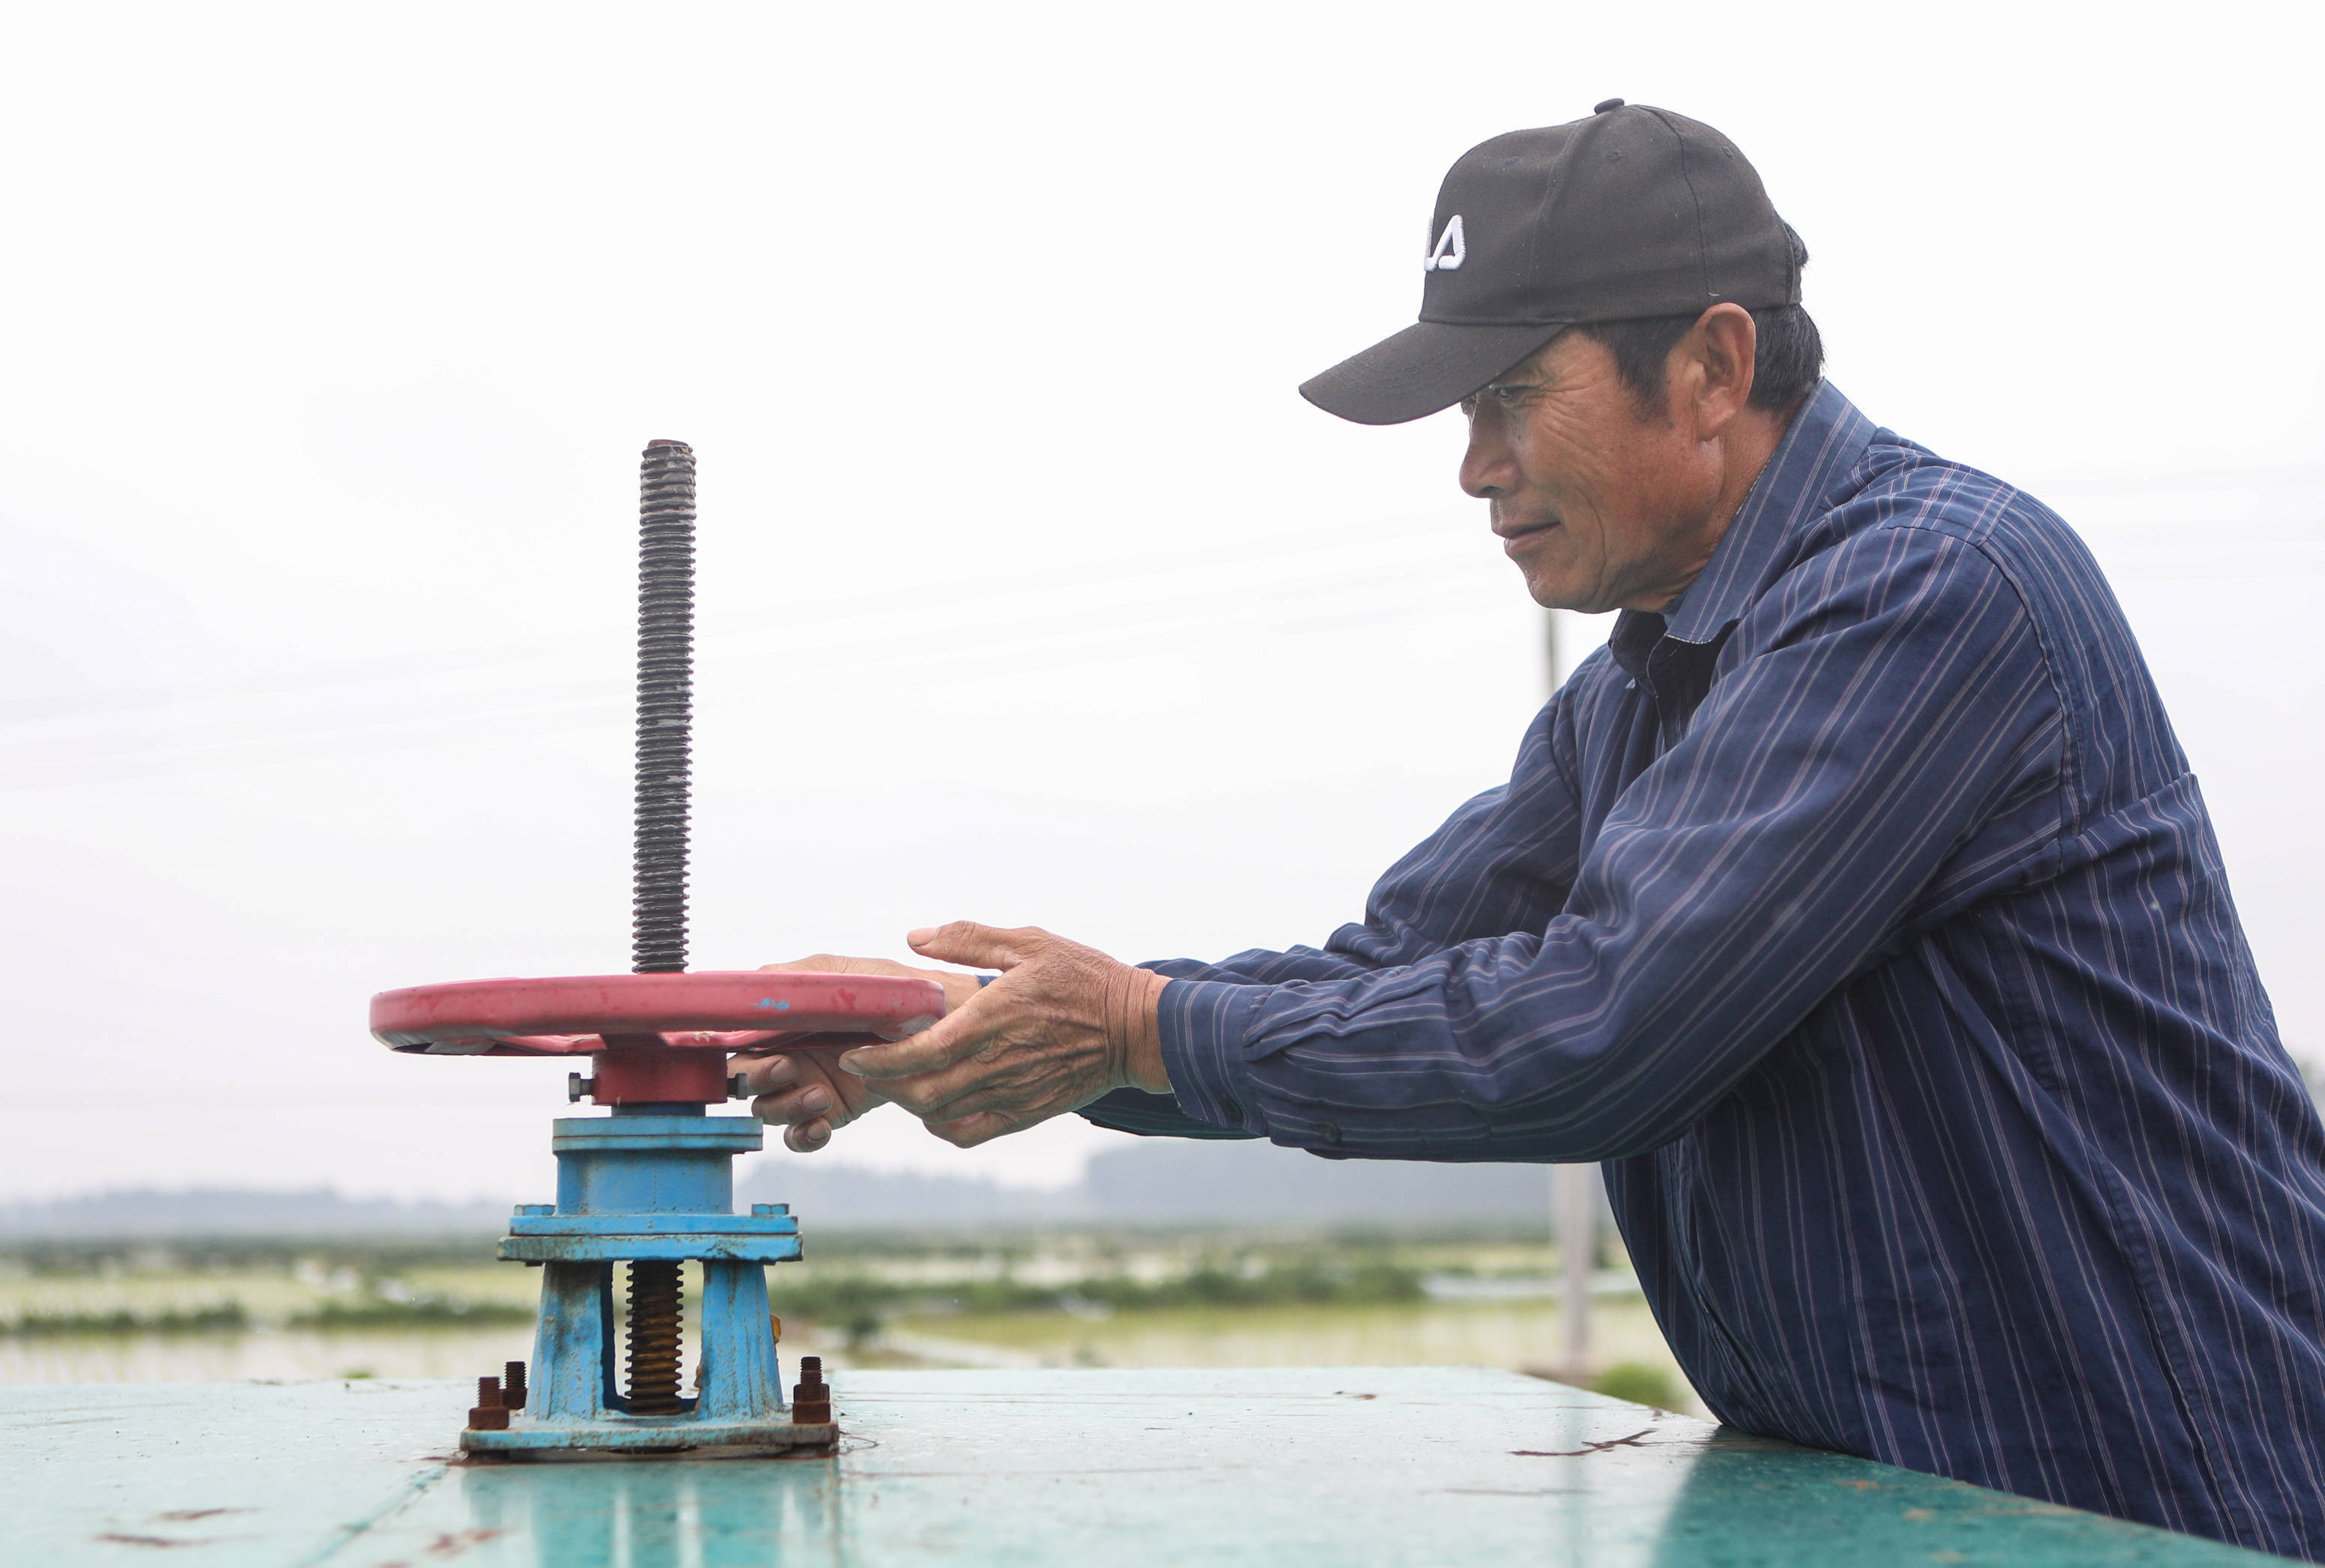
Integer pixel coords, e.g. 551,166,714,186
633,440,694,974
624,1260,685,1414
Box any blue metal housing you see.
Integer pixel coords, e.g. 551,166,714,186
463,1108,833,1458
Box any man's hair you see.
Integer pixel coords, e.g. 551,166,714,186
1573,223,1822,417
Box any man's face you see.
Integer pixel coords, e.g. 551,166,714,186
1459,328,1728,615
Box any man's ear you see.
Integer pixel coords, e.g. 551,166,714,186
1686,303,1757,439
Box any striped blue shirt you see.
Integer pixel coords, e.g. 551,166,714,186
1084,382,2325,1559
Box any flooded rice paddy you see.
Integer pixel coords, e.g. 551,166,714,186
0,1233,1704,1414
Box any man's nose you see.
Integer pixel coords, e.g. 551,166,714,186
1459,411,1513,499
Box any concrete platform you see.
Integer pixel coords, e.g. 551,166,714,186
0,1366,2295,1565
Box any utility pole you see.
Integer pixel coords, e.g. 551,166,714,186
1546,607,1595,1384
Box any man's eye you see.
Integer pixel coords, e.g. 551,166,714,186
1464,383,1538,417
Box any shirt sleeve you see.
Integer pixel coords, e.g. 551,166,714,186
1152,526,2067,1161
1080,670,1592,1140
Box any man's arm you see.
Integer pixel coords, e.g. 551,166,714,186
840,528,2064,1161
821,680,1594,1147
1151,528,2066,1159
1081,688,1594,1138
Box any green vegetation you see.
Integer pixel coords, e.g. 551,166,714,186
290,1297,533,1329
0,1238,490,1278
1591,1360,1683,1411
768,1256,1425,1346
2,1303,249,1336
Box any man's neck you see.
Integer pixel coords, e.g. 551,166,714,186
1630,403,1797,616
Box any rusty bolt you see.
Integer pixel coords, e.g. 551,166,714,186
468,1375,510,1432
791,1356,831,1425
503,1360,528,1411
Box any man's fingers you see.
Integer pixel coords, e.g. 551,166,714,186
838,1003,993,1081
756,952,986,1015
784,1117,833,1153
905,921,1044,971
871,1063,975,1120
737,1054,800,1094
874,1057,1082,1127
749,1083,835,1126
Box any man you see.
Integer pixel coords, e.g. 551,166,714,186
743,103,2325,1559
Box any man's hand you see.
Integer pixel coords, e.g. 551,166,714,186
739,954,986,1153
833,922,1171,1149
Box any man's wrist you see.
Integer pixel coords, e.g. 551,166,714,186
1116,967,1172,1093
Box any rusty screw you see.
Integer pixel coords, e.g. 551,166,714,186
503,1360,528,1411
468,1375,510,1432
624,1260,686,1414
790,1354,831,1426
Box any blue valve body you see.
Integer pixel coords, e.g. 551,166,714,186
460,1112,830,1457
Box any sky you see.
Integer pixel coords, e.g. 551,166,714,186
2,2,2320,1205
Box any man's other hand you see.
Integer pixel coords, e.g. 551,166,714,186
739,953,986,1153
832,922,1171,1149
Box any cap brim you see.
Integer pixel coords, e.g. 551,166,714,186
1299,319,1568,426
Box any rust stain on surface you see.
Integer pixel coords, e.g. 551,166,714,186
424,1528,503,1555
1510,1428,1656,1457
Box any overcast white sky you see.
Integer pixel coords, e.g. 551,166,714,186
2,2,2320,1205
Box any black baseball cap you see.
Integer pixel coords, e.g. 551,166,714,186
1300,100,1801,426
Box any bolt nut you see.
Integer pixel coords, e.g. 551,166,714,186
791,1355,830,1423
568,1072,596,1104
728,1072,751,1100
503,1360,528,1411
469,1374,511,1431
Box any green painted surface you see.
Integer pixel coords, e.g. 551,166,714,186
0,1368,2295,1566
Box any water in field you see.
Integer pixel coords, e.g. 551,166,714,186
0,1323,538,1384
0,1234,1704,1414
888,1297,1684,1380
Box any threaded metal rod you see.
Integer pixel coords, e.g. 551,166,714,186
623,1259,685,1414
633,440,695,974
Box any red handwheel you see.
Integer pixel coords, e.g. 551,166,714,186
370,971,945,1105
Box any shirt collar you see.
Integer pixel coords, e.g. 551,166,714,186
1640,379,1878,650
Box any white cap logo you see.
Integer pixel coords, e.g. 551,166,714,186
1424,214,1466,272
